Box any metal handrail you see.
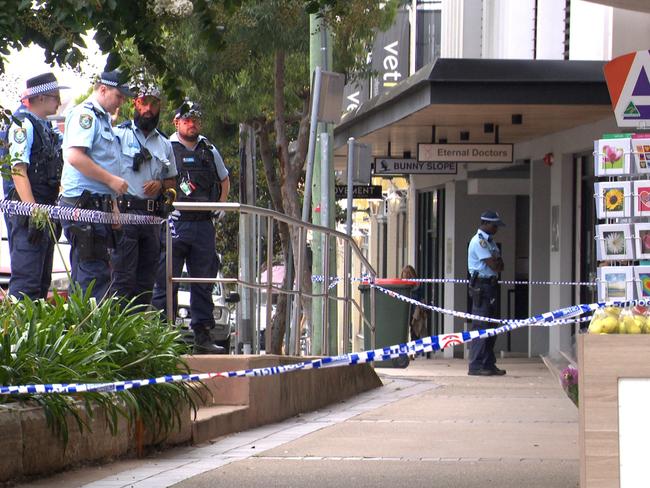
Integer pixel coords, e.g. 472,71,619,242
165,201,377,355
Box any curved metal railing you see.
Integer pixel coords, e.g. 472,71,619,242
165,202,377,356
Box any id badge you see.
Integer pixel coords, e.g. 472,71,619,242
180,180,192,195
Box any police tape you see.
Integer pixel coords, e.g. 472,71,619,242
372,283,596,326
0,199,162,226
311,275,597,287
0,297,640,396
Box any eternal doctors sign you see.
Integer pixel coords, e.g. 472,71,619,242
418,143,513,163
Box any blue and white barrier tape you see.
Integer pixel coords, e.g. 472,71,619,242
0,297,638,396
311,275,597,287
0,199,162,225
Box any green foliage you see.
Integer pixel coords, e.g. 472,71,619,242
0,287,201,445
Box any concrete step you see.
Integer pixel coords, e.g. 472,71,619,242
192,405,250,445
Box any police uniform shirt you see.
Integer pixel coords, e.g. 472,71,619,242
60,97,121,197
468,228,500,278
114,122,177,199
7,111,44,167
170,133,229,181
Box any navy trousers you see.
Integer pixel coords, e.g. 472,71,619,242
8,216,55,300
109,221,160,307
468,281,499,372
59,201,111,301
152,219,218,329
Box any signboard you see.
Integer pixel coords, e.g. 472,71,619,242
604,50,650,128
370,8,410,97
335,185,383,200
418,143,513,163
374,158,457,175
342,78,369,115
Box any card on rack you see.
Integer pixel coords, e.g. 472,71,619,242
594,137,631,176
596,224,634,261
631,135,650,174
634,266,650,299
594,180,631,219
597,266,634,302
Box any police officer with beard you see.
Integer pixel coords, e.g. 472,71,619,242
467,210,506,376
58,70,132,300
110,84,177,307
152,100,230,354
6,73,68,299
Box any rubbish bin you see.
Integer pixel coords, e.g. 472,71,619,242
358,279,415,368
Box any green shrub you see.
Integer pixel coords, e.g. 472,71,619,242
0,285,202,445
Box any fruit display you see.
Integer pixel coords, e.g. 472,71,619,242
588,306,650,334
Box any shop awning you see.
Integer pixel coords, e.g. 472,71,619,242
333,58,613,167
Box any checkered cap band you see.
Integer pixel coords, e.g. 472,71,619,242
99,78,119,87
24,81,60,97
482,216,501,222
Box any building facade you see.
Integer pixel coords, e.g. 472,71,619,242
334,0,650,360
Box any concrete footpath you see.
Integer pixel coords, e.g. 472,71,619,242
16,358,578,488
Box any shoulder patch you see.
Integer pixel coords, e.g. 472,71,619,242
479,239,487,248
13,128,26,144
79,114,93,129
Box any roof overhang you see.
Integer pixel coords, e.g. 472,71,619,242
585,0,650,13
333,58,613,167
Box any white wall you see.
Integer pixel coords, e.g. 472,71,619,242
535,0,566,59
611,7,650,58
482,0,535,59
442,0,483,58
569,0,612,60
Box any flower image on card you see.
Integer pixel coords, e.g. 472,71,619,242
603,230,626,255
603,187,625,212
602,144,625,170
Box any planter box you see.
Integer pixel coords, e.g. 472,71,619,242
578,334,650,488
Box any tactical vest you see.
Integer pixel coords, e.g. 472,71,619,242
172,140,220,219
21,113,63,204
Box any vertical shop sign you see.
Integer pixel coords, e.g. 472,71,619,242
371,8,410,97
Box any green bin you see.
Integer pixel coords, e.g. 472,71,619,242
358,279,415,368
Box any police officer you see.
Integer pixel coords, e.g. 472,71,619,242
467,210,506,376
59,70,133,300
2,94,30,250
151,100,230,354
6,73,68,299
110,84,177,306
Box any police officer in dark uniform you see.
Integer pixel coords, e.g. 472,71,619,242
110,83,177,307
467,210,506,376
6,73,68,299
58,70,133,300
151,100,230,354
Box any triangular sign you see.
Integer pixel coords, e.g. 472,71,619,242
624,101,640,116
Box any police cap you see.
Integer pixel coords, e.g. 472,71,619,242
24,72,69,98
480,210,505,227
174,100,202,120
98,70,135,98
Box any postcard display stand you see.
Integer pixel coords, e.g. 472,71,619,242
594,134,650,302
580,134,650,488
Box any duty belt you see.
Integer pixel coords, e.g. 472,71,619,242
116,196,160,214
59,193,113,212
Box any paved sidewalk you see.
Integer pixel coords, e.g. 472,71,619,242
16,358,579,488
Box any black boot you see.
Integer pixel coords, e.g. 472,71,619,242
193,326,225,355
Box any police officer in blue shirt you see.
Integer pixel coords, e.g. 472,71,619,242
110,83,177,306
467,210,506,376
6,73,68,299
151,100,230,354
59,70,133,300
2,96,30,250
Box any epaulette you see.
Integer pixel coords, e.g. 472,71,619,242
117,120,133,129
82,101,103,118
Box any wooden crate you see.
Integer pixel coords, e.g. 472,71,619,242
578,334,650,488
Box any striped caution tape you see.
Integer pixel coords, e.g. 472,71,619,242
312,275,597,287
0,297,638,396
0,199,162,225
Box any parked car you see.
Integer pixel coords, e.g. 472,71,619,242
175,270,240,352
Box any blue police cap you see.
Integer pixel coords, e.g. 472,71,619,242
98,70,135,98
480,210,505,227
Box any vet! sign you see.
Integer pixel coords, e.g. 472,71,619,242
374,158,457,175
418,143,513,163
